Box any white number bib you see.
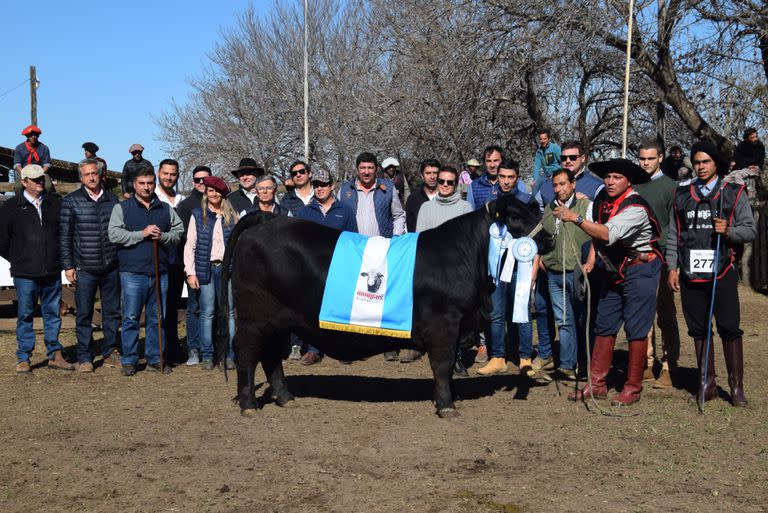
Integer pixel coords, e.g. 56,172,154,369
690,249,715,274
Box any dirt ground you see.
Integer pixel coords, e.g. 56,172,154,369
0,286,766,513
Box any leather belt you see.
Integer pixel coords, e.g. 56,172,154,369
625,252,657,268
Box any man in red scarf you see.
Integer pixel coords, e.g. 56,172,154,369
13,125,51,181
554,158,663,406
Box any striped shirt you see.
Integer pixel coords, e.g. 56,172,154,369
354,182,407,237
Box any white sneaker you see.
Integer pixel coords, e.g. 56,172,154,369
289,345,302,360
186,349,200,366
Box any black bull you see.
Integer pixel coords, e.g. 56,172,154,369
216,194,553,418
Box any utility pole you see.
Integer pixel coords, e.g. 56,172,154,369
29,65,38,125
303,0,309,162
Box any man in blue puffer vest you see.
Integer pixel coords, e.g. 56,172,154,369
108,167,184,376
337,152,406,238
60,159,121,373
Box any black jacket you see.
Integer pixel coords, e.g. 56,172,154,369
733,140,766,170
229,188,258,215
177,189,204,231
405,187,431,233
0,193,61,278
280,189,310,217
59,187,120,273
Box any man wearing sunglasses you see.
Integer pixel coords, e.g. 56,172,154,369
229,158,266,216
176,165,213,366
536,141,603,212
280,160,314,216
0,165,74,374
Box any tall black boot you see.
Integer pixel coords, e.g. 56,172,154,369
722,337,747,407
692,338,717,403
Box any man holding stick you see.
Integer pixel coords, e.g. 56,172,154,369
108,167,183,376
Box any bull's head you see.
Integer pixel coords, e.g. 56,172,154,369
487,194,555,255
360,271,385,293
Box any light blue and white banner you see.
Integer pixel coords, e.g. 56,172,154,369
319,232,419,338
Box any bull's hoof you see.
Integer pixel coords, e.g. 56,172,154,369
437,407,460,419
273,395,296,408
240,407,259,418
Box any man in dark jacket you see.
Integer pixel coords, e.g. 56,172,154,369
82,142,108,185
60,159,121,372
0,164,73,374
280,160,314,216
228,158,265,215
733,128,765,172
176,165,212,366
121,144,153,199
108,167,184,376
404,158,440,232
380,157,411,205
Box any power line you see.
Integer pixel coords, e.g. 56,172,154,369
0,78,30,99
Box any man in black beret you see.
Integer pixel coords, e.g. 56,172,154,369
82,142,108,185
666,141,755,407
555,158,663,406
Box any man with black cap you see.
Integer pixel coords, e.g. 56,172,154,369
667,141,755,407
556,158,663,406
82,142,108,185
228,158,265,216
121,144,153,199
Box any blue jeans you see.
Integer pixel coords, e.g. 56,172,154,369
547,270,585,370
185,286,201,351
120,272,167,366
198,264,235,361
533,271,554,359
14,276,63,363
488,279,533,359
75,268,121,363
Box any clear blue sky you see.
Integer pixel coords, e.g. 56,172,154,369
0,0,262,176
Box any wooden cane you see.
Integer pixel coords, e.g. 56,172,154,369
153,239,165,372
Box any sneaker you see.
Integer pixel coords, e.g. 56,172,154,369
103,349,122,369
477,357,508,375
653,368,673,389
146,363,172,374
300,351,322,366
225,358,236,370
383,351,399,362
474,345,488,363
78,362,94,373
186,349,201,366
201,359,215,371
122,364,137,377
289,345,302,360
15,361,32,375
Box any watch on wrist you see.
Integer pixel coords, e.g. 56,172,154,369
575,215,584,226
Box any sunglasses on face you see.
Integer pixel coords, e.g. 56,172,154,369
312,181,332,188
193,176,208,184
438,179,456,186
560,154,581,162
290,168,308,176
27,176,46,184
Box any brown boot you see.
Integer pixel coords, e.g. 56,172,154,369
569,335,615,401
722,337,747,407
611,339,646,406
48,350,75,371
692,338,717,403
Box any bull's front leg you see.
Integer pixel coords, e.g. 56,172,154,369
262,334,296,407
237,366,259,416
234,322,261,416
425,325,460,418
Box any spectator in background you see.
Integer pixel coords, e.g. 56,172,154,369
536,140,603,211
154,159,186,364
121,144,153,199
296,167,358,365
0,164,73,374
280,161,314,216
12,125,53,192
458,158,482,199
254,175,285,214
184,176,238,370
733,128,765,173
660,145,693,181
82,142,108,185
532,128,562,196
380,157,411,205
404,159,440,233
229,158,265,216
467,145,503,210
177,165,212,366
108,167,184,376
60,159,121,373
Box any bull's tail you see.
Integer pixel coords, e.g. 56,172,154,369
216,211,276,377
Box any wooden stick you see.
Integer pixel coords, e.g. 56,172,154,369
153,239,165,372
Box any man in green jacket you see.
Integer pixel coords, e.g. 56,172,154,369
541,168,594,379
634,139,680,388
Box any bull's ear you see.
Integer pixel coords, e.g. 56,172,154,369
526,199,542,218
486,199,502,220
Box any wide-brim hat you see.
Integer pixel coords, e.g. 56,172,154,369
588,158,650,184
381,157,400,169
232,157,265,177
82,142,99,153
22,125,41,136
202,176,230,197
466,158,481,167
